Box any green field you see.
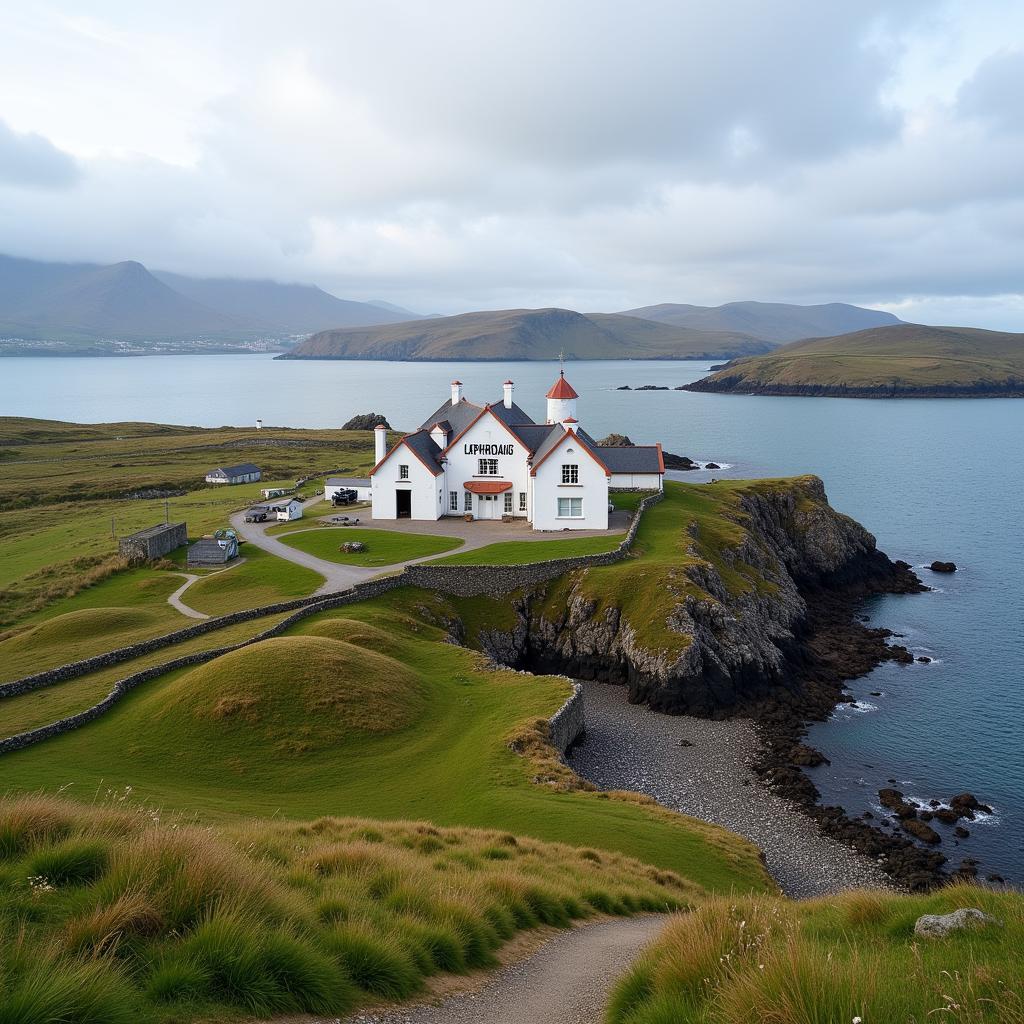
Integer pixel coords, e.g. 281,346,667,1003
432,535,622,565
279,527,464,566
183,543,324,615
0,418,388,626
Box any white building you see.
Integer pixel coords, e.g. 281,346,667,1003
369,371,663,531
205,462,261,485
269,497,303,521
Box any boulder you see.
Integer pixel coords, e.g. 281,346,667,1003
929,560,957,573
615,385,632,390
954,825,970,838
879,788,917,819
342,412,391,430
917,655,932,663
704,462,721,470
902,818,942,844
789,743,829,767
597,433,634,446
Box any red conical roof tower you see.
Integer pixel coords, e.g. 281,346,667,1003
545,370,578,400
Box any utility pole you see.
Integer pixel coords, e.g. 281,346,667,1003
111,517,115,541
164,500,169,524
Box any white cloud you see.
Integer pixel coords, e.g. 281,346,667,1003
2,0,1024,326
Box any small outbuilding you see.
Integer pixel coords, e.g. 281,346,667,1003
261,486,290,499
118,522,187,562
268,497,303,521
205,463,261,485
186,534,239,567
325,477,372,503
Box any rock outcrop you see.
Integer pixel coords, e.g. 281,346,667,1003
914,908,999,939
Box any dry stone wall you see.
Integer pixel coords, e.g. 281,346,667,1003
547,682,585,753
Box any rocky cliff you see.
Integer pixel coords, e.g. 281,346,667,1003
476,476,921,717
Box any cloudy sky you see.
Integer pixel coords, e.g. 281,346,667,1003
2,1,1024,327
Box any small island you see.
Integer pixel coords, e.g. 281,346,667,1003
682,323,1024,398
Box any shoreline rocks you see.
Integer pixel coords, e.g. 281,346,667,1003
929,560,957,573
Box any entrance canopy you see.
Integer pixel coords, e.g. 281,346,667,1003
463,480,512,494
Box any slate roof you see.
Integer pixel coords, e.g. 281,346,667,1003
399,430,445,475
187,539,233,564
489,401,535,426
326,477,370,487
208,462,260,477
595,445,663,473
418,398,483,435
505,422,560,453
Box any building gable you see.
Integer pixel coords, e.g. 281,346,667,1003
530,428,611,477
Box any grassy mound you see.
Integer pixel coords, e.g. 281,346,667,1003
7,606,160,646
0,593,769,893
151,635,423,757
609,886,1024,1023
0,793,688,1023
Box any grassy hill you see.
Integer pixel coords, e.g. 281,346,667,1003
281,308,772,361
684,323,1024,397
620,300,900,342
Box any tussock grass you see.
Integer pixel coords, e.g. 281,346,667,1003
608,886,1024,1024
0,792,687,1022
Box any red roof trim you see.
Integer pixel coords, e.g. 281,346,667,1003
440,404,524,457
464,480,513,494
530,428,611,478
656,442,665,474
369,432,443,478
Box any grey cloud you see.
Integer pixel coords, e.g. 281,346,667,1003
957,49,1024,133
0,119,80,188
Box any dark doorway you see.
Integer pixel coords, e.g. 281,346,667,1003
396,490,412,518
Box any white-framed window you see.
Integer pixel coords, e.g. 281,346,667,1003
478,458,499,475
518,491,527,512
399,464,409,480
449,490,458,511
464,491,473,511
504,492,513,513
561,464,579,484
558,497,583,518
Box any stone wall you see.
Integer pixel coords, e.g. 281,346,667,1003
547,682,585,753
118,522,187,561
0,493,663,753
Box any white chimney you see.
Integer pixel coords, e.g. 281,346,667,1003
374,424,388,464
503,380,514,409
451,380,463,405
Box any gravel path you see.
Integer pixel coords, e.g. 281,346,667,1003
166,573,209,619
570,680,894,898
340,916,666,1024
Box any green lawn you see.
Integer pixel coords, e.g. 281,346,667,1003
279,528,463,567
184,543,324,615
432,535,622,565
0,588,769,895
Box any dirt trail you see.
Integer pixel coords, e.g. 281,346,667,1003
340,915,666,1024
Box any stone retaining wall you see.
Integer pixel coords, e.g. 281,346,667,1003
547,682,585,753
0,491,663,754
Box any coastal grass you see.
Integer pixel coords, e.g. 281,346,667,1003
0,612,294,739
183,543,324,615
607,885,1024,1023
514,478,782,657
0,590,770,895
430,534,621,566
279,527,463,566
0,792,689,1024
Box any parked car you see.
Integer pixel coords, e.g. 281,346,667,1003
244,510,268,523
332,488,359,506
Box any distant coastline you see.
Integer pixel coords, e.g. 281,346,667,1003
681,378,1024,399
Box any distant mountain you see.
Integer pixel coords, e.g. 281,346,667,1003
682,323,1024,398
619,300,901,343
155,272,419,332
280,307,774,361
0,253,421,346
367,299,429,319
0,255,248,341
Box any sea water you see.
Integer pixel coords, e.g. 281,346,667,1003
2,354,1021,881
